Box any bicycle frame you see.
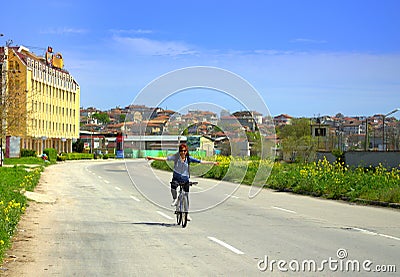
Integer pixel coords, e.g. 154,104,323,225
171,181,197,228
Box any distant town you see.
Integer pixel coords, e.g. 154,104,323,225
80,105,400,155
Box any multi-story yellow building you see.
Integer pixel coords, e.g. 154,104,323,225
0,45,80,155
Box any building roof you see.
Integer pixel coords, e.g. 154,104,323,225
125,135,187,141
274,114,292,119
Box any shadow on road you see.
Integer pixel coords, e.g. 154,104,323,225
131,222,177,227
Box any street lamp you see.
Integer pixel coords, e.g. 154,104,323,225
0,37,5,166
382,108,400,151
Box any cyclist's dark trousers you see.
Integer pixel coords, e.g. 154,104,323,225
171,180,190,199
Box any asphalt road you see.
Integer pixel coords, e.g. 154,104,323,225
5,160,400,276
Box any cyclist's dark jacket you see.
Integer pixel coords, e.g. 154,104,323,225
167,153,201,183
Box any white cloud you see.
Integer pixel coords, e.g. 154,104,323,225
113,36,198,56
253,49,295,55
110,29,154,35
73,33,400,116
290,38,327,44
40,27,88,35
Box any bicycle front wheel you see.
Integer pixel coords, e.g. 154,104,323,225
182,212,188,228
176,211,182,225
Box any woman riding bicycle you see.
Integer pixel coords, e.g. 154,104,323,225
146,143,219,206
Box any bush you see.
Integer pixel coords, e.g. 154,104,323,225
20,149,36,157
57,154,67,162
63,153,94,160
106,153,116,159
43,148,57,162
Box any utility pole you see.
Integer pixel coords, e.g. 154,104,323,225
382,108,400,151
0,34,6,166
364,117,368,151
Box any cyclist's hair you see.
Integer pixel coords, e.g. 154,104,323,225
178,143,189,158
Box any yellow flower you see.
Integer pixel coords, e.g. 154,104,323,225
300,169,308,177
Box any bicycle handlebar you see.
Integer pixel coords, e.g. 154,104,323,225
170,181,198,186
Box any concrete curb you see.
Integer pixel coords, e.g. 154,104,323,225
23,191,56,204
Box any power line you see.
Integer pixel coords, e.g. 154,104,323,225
24,45,47,56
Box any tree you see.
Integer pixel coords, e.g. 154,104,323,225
246,131,261,157
278,118,316,162
279,118,310,139
218,140,231,156
92,112,110,124
1,55,35,164
72,139,84,153
119,114,126,123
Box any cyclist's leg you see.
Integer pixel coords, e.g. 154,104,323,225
170,180,178,206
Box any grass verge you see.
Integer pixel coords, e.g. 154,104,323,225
150,156,400,205
0,159,44,265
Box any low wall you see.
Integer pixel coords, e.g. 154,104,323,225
316,151,400,169
345,151,400,169
316,152,337,164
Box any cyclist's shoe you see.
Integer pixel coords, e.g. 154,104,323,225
171,198,178,206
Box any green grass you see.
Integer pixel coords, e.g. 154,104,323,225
267,159,400,204
150,156,400,205
0,162,43,264
4,156,49,166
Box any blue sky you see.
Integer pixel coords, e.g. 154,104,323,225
2,0,400,118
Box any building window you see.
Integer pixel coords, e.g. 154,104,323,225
314,128,326,137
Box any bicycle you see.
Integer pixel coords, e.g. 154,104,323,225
171,181,198,228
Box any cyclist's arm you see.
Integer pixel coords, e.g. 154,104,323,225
189,156,219,166
200,160,219,166
146,156,167,161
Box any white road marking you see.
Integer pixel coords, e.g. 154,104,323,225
115,186,122,191
103,180,110,184
207,236,244,255
157,211,173,220
98,175,103,179
130,195,140,202
352,227,376,235
352,227,400,241
379,233,400,241
271,206,297,214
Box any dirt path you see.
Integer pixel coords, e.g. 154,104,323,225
1,163,67,276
